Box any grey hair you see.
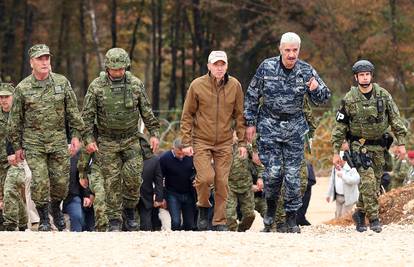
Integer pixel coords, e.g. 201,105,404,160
280,32,301,46
172,138,184,149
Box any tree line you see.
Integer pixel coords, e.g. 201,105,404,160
1,0,413,116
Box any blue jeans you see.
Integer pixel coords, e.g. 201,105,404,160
167,190,196,231
63,196,84,232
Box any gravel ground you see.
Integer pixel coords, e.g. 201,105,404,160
1,224,413,267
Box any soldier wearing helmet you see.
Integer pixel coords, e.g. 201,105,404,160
7,44,85,231
81,47,160,231
332,59,407,233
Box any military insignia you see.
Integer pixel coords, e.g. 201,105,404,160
359,138,366,145
111,87,123,94
335,105,349,124
54,85,63,94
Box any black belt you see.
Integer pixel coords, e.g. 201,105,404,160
99,129,138,140
263,107,302,121
348,135,385,147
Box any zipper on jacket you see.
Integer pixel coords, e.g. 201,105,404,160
216,85,219,145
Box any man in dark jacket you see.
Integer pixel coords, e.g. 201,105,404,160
160,138,196,231
137,136,163,231
63,152,95,232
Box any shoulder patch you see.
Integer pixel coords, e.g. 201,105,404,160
335,100,349,124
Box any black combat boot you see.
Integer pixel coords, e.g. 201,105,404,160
262,199,277,232
36,205,51,231
369,218,382,233
0,210,4,231
18,225,28,231
212,224,228,231
50,201,66,231
122,208,139,231
352,210,367,232
286,212,300,233
3,223,17,231
197,207,209,231
275,222,288,233
108,219,121,232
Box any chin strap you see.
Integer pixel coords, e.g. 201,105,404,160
358,82,371,88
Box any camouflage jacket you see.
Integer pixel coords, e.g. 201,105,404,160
0,110,9,168
392,158,410,184
332,83,407,153
228,143,262,193
303,94,318,138
8,72,84,152
244,56,330,142
82,71,160,144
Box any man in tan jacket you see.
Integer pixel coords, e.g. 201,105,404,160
181,51,246,231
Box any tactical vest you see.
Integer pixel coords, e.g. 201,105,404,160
97,71,139,132
346,84,389,139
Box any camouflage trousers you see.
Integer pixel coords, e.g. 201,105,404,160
355,145,384,221
254,196,266,218
3,165,28,228
25,147,69,206
88,165,108,231
274,160,308,224
226,189,255,232
96,136,143,221
0,165,6,203
258,136,305,212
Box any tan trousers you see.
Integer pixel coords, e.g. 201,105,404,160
335,194,353,218
22,161,40,224
193,142,232,226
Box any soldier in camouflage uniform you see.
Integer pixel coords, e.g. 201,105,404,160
0,83,28,231
251,139,266,218
389,145,410,190
244,32,330,233
332,60,407,233
77,150,108,231
82,48,160,231
226,133,256,232
7,45,85,231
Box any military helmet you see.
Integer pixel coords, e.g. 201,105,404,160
352,60,374,74
104,48,130,69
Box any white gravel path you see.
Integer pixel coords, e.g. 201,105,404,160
1,224,413,267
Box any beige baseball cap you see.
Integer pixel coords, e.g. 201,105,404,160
208,51,228,64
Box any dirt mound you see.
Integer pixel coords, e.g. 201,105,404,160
325,183,414,226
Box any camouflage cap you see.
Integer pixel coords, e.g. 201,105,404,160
29,44,52,58
0,83,14,96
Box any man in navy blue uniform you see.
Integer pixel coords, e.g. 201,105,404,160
244,32,331,233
